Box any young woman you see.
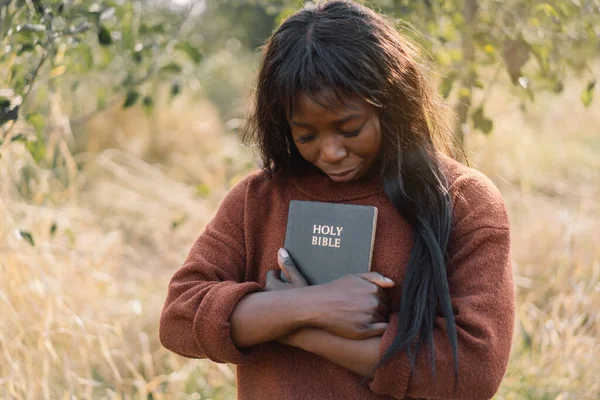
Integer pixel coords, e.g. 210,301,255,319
159,1,515,399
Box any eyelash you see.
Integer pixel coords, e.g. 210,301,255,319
295,126,363,144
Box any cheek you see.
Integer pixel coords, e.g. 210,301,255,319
293,142,317,163
352,129,381,159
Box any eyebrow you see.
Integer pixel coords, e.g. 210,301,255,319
290,114,361,128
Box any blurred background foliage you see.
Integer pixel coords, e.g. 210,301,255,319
1,0,599,399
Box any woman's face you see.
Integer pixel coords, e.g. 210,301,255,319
289,91,382,183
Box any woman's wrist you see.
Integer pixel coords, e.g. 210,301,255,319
292,285,328,328
278,328,312,349
230,287,322,348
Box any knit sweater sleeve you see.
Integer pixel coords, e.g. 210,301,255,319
159,174,264,364
368,171,515,399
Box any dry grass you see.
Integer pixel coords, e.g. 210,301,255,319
466,77,600,399
0,74,598,400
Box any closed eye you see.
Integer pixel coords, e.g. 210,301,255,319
341,124,365,138
294,123,365,144
295,134,315,144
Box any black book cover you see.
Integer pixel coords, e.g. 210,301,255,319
283,200,378,285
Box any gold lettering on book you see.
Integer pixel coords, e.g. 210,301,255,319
311,225,343,248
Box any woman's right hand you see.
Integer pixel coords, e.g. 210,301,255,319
305,272,395,340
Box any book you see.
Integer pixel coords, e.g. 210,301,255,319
283,200,378,285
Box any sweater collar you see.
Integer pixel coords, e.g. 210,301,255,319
290,165,384,202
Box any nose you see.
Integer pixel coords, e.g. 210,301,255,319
319,136,348,164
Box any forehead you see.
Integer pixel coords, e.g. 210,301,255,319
291,90,372,120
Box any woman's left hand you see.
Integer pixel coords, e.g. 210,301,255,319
264,248,310,346
265,248,308,292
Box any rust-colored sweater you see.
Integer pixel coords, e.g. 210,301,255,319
159,154,514,399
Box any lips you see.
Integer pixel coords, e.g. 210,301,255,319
323,165,362,183
327,167,357,177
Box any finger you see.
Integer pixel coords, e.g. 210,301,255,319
370,312,387,323
279,270,290,283
363,322,389,338
375,285,391,308
266,269,278,282
278,248,307,285
375,298,389,318
265,270,278,290
355,272,395,288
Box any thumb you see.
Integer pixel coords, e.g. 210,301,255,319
278,248,307,286
355,272,395,288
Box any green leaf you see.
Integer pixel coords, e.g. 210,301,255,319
19,230,35,247
26,113,45,135
11,133,27,143
502,37,531,85
26,138,46,164
170,80,181,98
195,183,211,198
581,80,596,107
472,107,494,134
160,62,182,75
175,41,203,64
142,96,154,115
65,228,76,247
121,73,135,87
50,222,57,236
18,43,36,55
0,105,19,126
98,25,113,46
552,80,564,94
439,72,457,99
123,90,139,108
531,45,550,75
171,214,188,230
586,80,596,92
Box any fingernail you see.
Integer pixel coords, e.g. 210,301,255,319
279,248,289,258
384,277,394,284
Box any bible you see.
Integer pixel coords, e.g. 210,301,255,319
283,200,378,285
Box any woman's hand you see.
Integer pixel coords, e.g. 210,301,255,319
265,248,308,291
308,272,394,339
265,248,395,340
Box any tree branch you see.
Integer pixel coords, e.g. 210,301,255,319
3,49,50,138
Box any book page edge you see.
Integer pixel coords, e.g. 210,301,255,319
367,207,378,272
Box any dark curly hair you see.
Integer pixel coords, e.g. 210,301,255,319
242,0,459,389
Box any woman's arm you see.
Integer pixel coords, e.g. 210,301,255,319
229,289,316,348
232,248,395,348
279,328,382,378
159,176,265,364
161,175,394,364
262,250,392,377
